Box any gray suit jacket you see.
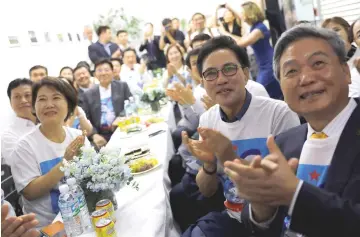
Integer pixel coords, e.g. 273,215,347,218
80,80,132,138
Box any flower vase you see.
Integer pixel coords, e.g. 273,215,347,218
150,101,161,113
82,186,118,213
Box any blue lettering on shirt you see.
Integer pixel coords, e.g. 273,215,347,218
219,138,269,204
39,157,62,214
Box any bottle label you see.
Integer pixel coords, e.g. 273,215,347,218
78,195,86,209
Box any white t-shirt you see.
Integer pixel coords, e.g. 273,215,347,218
199,95,300,221
190,28,220,40
120,64,144,96
11,126,90,228
245,80,270,98
1,117,36,166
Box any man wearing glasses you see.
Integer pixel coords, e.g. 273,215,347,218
181,36,300,236
80,59,132,149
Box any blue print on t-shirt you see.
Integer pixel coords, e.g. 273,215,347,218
72,118,80,129
219,138,269,204
100,97,115,128
39,157,62,214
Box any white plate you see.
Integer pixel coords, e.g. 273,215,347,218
131,163,161,175
118,125,148,139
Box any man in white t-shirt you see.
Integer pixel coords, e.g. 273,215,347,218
2,79,37,167
178,36,299,235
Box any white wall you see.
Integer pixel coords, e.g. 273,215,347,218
0,0,247,134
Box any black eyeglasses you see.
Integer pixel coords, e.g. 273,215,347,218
202,64,240,81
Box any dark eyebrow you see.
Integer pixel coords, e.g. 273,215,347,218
282,51,329,69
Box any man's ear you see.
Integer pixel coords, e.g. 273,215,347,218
242,67,250,84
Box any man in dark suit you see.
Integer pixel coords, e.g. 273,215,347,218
139,22,166,70
217,26,360,237
88,26,121,64
80,59,131,149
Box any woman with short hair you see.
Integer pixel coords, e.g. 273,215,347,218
11,77,90,228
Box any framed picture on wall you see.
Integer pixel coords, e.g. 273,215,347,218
76,33,81,42
57,33,64,42
44,32,51,42
68,33,72,42
28,31,38,45
8,36,20,47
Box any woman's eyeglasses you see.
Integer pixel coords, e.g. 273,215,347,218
202,64,240,81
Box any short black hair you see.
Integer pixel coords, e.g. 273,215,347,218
190,34,211,48
123,48,137,56
7,78,33,100
73,65,91,75
94,58,113,71
197,36,250,75
76,61,90,69
59,66,73,76
111,58,123,65
116,30,128,36
29,65,48,76
32,77,77,121
96,26,110,36
185,48,201,69
162,18,172,26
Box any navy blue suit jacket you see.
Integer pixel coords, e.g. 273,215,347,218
242,98,360,237
88,41,119,64
79,80,131,141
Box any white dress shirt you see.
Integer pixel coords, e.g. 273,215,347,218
1,117,36,166
120,64,145,96
250,98,357,228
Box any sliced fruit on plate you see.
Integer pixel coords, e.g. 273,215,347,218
129,157,159,173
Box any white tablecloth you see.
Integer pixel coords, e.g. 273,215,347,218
55,102,180,237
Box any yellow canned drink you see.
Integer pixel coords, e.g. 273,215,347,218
96,199,116,223
91,209,110,229
95,217,116,237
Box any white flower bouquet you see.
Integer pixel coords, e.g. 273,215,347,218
61,146,138,211
141,87,166,112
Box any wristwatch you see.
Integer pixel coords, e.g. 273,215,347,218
202,163,217,175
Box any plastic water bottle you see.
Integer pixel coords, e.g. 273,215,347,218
67,178,92,232
58,184,83,237
124,99,133,117
129,96,138,114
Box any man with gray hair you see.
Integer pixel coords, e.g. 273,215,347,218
221,26,360,236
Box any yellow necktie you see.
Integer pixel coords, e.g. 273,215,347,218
310,132,328,139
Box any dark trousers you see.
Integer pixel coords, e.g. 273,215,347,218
172,126,196,151
264,80,284,100
170,173,225,232
168,154,186,187
182,211,252,237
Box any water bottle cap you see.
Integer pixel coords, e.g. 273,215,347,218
59,184,69,194
66,178,76,186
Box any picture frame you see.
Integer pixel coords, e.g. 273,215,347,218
57,33,64,42
67,33,72,42
44,32,51,43
28,31,38,45
8,36,20,47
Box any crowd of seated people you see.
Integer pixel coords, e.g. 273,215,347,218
2,3,360,236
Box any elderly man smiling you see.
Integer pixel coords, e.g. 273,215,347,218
223,26,360,237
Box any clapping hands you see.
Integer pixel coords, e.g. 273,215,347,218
1,205,40,237
224,135,299,207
